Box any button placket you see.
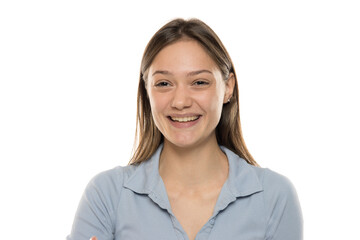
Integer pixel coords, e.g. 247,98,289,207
169,214,188,240
193,217,216,240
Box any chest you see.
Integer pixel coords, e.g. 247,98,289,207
167,187,222,240
115,189,266,240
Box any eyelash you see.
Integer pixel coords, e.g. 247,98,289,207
154,79,209,87
193,80,209,86
154,81,170,87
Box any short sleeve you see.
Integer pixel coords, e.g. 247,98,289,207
66,167,123,240
263,169,303,240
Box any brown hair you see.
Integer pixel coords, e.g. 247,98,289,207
129,18,258,166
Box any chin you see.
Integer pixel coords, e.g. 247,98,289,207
165,135,199,149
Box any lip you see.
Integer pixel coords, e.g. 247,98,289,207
167,115,202,128
168,113,202,118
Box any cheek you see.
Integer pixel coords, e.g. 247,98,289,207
198,89,224,116
148,92,168,117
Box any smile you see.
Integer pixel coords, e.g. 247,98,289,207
169,116,200,123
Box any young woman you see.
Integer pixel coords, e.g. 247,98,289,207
67,18,303,240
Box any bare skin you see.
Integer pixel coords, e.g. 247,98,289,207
159,136,229,240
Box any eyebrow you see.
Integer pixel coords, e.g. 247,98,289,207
151,69,213,77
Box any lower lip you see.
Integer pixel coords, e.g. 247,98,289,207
168,116,201,128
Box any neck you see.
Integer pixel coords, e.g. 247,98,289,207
159,136,229,189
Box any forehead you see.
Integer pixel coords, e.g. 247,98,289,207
148,40,219,75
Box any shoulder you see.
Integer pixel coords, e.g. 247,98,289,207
80,165,140,219
87,164,137,193
249,165,303,238
249,165,298,200
83,164,140,207
247,165,301,214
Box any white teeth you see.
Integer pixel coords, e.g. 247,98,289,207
171,116,200,122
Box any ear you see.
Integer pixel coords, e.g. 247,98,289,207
223,73,235,104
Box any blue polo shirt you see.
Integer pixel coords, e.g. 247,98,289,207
67,144,303,240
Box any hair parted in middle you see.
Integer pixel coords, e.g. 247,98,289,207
129,18,258,166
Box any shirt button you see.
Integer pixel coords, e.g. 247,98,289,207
210,219,215,224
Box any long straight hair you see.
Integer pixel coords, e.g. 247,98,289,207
129,18,258,166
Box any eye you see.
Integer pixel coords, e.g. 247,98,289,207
155,81,171,87
193,80,209,86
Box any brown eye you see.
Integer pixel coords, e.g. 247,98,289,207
155,81,170,87
193,80,209,86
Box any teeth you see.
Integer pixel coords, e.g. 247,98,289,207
171,116,199,122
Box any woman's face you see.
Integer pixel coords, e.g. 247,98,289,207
146,39,234,149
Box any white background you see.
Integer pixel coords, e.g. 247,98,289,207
0,0,359,239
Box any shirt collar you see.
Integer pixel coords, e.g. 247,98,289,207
123,144,263,213
220,145,263,197
123,144,171,211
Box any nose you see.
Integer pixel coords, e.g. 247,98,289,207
171,85,192,110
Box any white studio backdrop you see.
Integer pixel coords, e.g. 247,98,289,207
0,0,359,239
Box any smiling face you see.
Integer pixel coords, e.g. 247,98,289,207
146,39,234,149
